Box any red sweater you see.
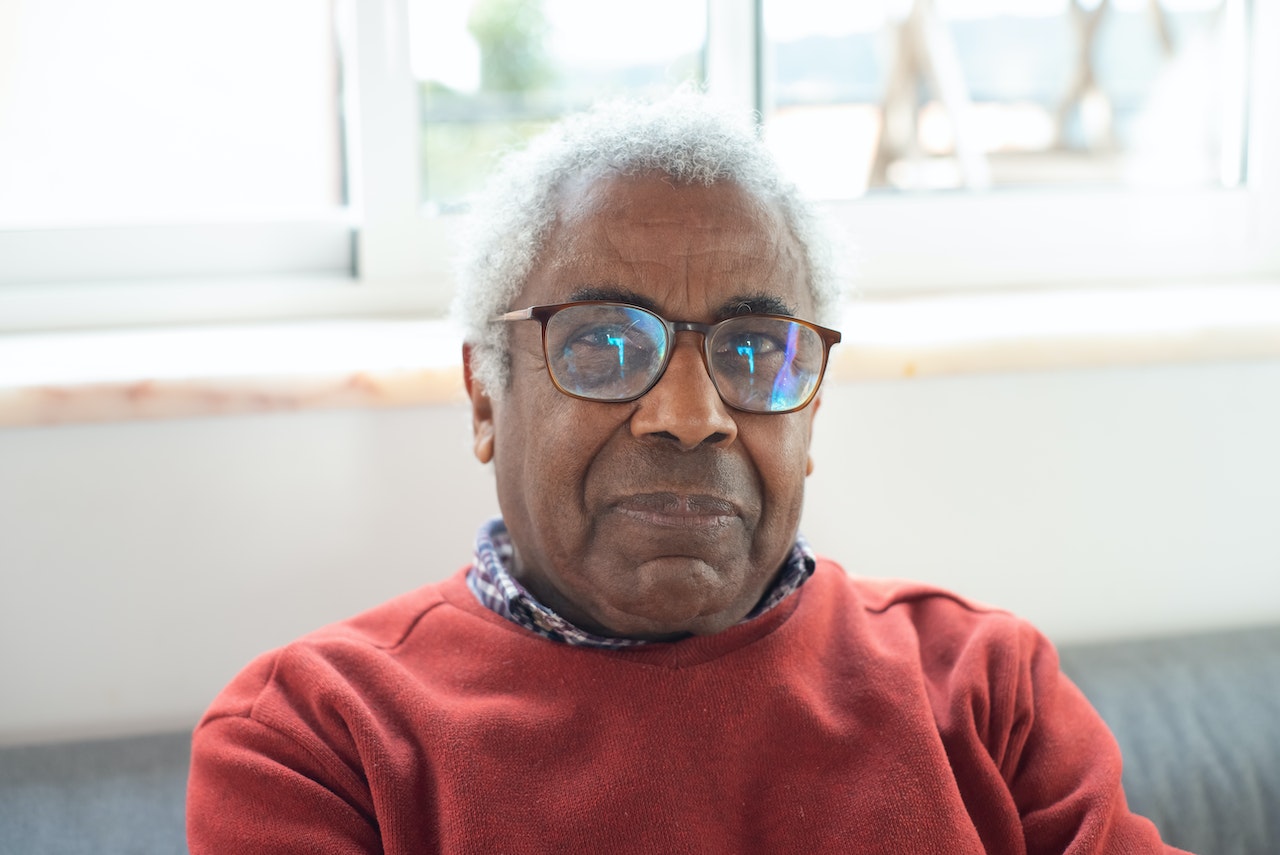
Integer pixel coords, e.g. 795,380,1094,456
187,560,1185,854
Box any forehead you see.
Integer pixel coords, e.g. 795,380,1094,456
524,173,811,320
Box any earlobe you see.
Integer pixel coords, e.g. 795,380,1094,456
463,343,496,465
806,455,815,477
474,426,495,465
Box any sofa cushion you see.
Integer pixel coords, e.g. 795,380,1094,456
0,729,191,855
1059,624,1280,855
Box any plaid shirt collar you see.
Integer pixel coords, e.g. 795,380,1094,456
466,516,816,649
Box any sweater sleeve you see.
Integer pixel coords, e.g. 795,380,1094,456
187,714,384,855
1002,622,1191,855
911,590,1191,854
186,652,387,855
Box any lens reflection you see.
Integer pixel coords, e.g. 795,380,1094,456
537,303,834,413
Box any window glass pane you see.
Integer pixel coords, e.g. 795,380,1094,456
0,0,342,226
763,0,1249,199
409,0,706,211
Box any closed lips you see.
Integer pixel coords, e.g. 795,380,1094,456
611,493,739,527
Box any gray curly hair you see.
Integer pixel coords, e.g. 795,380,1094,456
452,90,843,396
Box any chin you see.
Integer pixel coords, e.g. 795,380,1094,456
596,603,745,641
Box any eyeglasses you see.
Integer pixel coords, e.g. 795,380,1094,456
497,301,842,414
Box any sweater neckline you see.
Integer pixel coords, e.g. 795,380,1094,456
438,566,815,670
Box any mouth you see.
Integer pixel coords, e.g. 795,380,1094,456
610,492,739,530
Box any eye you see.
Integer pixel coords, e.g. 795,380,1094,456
555,318,665,395
718,330,784,357
544,304,670,398
563,322,654,364
714,328,788,375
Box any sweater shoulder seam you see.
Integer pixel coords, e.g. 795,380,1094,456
383,594,451,652
195,594,454,729
860,586,1016,622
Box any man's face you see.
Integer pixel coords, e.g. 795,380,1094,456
466,173,821,640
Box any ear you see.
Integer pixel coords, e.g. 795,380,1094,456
805,393,822,477
462,343,495,464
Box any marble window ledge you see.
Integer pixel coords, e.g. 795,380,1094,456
2,281,1278,429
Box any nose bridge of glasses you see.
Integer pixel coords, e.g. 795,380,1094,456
635,322,715,407
639,323,737,444
665,322,715,371
669,319,716,353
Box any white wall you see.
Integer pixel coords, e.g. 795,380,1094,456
2,358,1279,746
804,360,1280,641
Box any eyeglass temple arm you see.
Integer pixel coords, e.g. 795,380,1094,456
496,308,535,322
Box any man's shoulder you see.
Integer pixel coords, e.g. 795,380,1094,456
321,570,469,649
810,557,1050,683
813,557,1003,613
811,557,1031,643
196,567,475,726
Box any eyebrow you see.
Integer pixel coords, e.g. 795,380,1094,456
566,286,796,319
721,294,795,317
568,286,660,312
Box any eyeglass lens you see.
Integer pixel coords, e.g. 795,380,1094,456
543,304,827,413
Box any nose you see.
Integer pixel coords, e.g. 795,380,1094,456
629,332,738,450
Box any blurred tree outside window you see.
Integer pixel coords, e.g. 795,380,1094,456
468,0,554,93
409,0,707,211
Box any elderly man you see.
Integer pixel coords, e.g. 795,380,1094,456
187,96,1184,853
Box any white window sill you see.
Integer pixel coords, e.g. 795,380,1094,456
2,280,1278,429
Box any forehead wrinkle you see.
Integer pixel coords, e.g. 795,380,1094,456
549,238,802,321
601,225,785,297
539,176,808,318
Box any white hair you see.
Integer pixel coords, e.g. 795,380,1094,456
452,90,844,395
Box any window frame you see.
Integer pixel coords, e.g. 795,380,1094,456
0,0,1276,334
396,0,1280,297
774,0,1280,296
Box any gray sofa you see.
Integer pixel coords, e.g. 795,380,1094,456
3,624,1277,854
1057,624,1280,854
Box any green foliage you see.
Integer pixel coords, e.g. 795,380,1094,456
467,0,553,94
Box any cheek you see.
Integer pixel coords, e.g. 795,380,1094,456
497,391,627,507
749,418,814,508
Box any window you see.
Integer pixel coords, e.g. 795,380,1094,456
0,0,349,292
737,0,1274,294
762,0,1249,198
1,0,1277,333
410,0,706,210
